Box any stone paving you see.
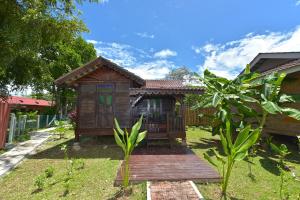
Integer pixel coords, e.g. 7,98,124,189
149,181,204,200
0,128,54,177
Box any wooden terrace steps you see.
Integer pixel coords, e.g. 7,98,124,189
147,132,171,147
114,146,221,185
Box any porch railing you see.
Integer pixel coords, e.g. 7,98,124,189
131,112,185,135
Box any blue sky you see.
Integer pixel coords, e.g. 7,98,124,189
78,0,300,79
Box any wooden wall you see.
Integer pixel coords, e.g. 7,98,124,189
75,66,132,135
184,107,214,127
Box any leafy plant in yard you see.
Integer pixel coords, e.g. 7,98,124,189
34,174,46,190
113,115,147,190
60,144,85,195
269,142,294,200
44,166,54,178
54,120,68,139
191,66,300,199
204,120,259,200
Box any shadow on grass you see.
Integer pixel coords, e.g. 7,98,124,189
31,188,43,194
29,135,123,160
188,138,224,154
107,187,133,200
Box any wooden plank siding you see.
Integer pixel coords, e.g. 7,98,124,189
75,67,133,137
184,107,214,127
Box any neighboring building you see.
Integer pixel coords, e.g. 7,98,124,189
8,96,52,111
248,52,300,136
55,56,203,143
0,96,53,149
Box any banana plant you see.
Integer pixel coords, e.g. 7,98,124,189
113,115,147,189
188,65,260,136
204,120,260,200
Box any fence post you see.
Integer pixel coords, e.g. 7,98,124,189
46,115,49,127
37,115,40,130
8,113,16,143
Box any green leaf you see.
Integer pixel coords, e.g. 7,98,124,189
113,129,126,152
135,131,147,146
234,125,251,148
236,129,260,153
261,101,282,114
234,151,248,161
281,107,300,120
274,73,286,86
211,149,225,164
279,94,295,103
114,118,124,136
220,132,229,155
238,94,258,103
212,93,222,107
204,152,218,167
269,142,282,155
225,120,233,148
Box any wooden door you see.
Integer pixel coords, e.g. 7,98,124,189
97,83,114,128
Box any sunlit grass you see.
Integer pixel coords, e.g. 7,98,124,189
187,128,300,200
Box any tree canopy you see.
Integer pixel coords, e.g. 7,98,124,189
165,66,193,80
0,0,99,96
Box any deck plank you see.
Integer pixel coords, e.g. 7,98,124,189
114,146,221,185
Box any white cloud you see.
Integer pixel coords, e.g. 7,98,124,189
135,32,155,39
296,0,300,6
90,40,176,79
194,26,300,79
154,49,177,58
126,60,174,79
87,39,101,45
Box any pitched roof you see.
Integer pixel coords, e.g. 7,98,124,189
260,59,300,75
248,52,300,73
54,56,145,86
130,80,203,95
7,96,52,107
143,80,187,89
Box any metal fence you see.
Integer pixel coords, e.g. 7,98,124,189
6,114,57,144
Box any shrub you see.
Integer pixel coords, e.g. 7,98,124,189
34,175,45,190
44,166,54,178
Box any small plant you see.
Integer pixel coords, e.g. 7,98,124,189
73,158,85,170
113,115,147,190
44,166,54,178
60,144,84,196
204,120,259,200
270,142,292,200
34,174,46,190
54,120,68,139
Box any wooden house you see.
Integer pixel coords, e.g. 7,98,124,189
55,56,203,143
248,52,300,137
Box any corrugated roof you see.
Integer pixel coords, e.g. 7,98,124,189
7,96,52,107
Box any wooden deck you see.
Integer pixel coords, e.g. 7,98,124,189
114,146,221,185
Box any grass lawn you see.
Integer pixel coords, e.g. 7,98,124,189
188,128,300,200
0,128,299,199
0,130,146,200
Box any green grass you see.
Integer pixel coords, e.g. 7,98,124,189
187,127,300,200
0,130,146,200
0,128,299,199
